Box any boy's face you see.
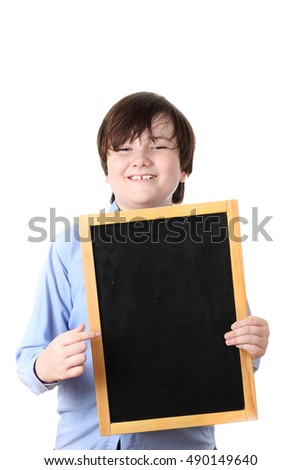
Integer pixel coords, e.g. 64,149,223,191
106,116,187,211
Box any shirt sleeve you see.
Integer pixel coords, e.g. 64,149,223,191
16,231,72,395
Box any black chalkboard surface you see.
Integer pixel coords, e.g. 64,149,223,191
80,201,257,436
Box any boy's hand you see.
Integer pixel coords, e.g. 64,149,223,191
35,324,100,383
224,316,269,359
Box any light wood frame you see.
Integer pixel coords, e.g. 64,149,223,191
79,200,257,436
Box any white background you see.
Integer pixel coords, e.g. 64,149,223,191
1,1,300,467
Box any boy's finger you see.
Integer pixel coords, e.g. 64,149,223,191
224,325,263,340
60,326,100,346
230,316,267,329
72,330,101,344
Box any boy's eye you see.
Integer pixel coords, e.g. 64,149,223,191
152,146,167,150
117,147,131,152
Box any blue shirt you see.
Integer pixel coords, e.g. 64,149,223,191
16,203,257,450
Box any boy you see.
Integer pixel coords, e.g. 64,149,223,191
16,92,269,450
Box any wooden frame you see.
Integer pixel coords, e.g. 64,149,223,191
79,200,257,436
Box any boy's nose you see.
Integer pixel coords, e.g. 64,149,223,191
131,149,151,167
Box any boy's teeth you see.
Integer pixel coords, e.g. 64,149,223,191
131,175,154,180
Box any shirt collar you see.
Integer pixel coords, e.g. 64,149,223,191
109,201,120,213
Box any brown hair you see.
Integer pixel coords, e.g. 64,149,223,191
97,92,195,204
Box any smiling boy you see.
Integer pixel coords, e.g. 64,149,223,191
16,92,269,450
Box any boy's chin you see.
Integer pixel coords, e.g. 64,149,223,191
117,198,171,211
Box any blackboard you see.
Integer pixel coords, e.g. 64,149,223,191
80,200,257,436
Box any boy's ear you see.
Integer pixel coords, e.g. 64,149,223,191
179,171,187,183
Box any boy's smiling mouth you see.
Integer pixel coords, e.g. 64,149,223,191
128,175,156,181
